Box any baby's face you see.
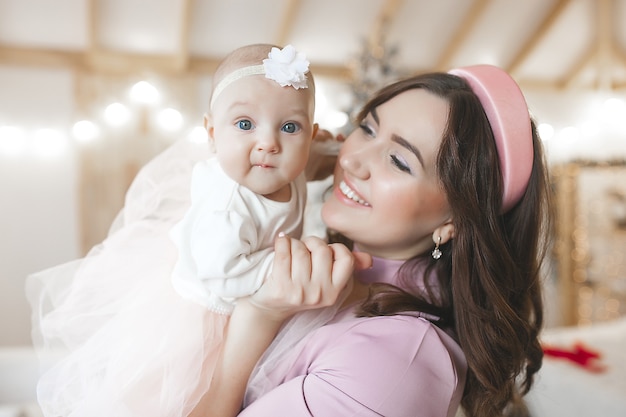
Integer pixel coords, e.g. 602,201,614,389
209,75,315,201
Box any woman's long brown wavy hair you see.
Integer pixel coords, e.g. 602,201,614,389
347,73,553,417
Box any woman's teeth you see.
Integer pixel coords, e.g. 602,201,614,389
339,181,370,206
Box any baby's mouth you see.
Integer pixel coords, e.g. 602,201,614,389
253,161,275,169
339,181,370,206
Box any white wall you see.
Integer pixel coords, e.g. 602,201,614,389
0,65,80,346
525,88,626,163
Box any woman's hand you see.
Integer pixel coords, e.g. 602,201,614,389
247,234,371,322
191,236,371,417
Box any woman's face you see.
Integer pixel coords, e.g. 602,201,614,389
322,89,452,260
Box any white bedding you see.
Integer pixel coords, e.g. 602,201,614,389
526,317,626,417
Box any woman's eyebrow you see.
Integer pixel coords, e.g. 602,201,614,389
371,107,424,167
392,135,425,167
371,108,379,124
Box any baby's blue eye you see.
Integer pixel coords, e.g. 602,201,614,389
237,120,253,130
282,122,300,133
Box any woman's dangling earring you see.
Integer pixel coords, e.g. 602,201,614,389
431,236,442,260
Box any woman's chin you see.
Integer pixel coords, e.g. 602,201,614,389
320,199,343,233
321,198,358,240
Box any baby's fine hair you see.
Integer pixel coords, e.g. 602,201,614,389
211,43,316,101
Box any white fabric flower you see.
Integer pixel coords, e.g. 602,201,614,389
263,45,309,89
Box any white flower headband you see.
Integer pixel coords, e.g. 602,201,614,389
210,45,310,109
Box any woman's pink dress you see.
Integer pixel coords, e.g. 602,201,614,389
242,257,467,417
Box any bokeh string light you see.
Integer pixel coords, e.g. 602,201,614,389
0,76,353,159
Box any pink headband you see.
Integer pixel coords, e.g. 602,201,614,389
448,65,533,212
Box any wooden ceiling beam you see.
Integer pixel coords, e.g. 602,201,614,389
370,0,404,51
595,0,613,90
0,46,204,75
276,0,302,45
613,44,626,68
559,46,597,89
189,55,350,80
613,80,626,89
85,0,100,64
0,45,85,68
173,0,193,72
507,0,572,75
435,0,492,71
87,0,98,52
0,44,351,78
85,50,196,75
523,79,626,91
515,79,564,90
307,63,351,80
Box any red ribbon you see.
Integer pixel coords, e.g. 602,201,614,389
542,342,606,373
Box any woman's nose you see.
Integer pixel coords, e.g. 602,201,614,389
339,148,369,179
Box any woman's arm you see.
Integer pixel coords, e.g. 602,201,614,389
189,234,371,417
189,296,283,417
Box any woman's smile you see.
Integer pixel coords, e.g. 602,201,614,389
338,181,370,206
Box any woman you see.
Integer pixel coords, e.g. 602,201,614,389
195,64,552,417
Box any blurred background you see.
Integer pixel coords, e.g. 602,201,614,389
2,0,626,414
1,0,625,357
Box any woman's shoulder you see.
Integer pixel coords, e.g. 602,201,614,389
304,314,466,381
325,314,463,366
297,314,466,416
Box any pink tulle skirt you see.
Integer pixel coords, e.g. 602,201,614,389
27,139,227,417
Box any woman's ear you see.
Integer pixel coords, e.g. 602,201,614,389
433,219,455,245
203,113,216,153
